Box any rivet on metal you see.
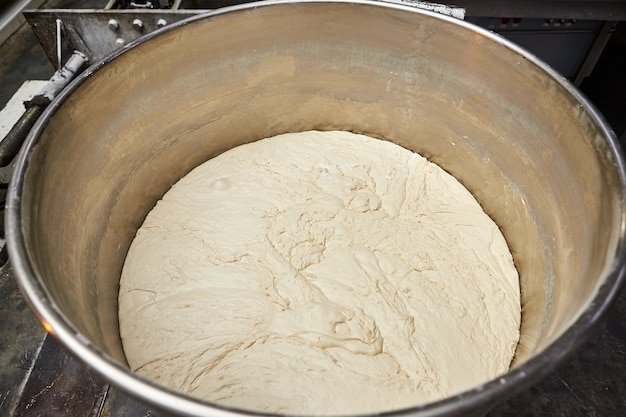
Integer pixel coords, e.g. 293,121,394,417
132,19,144,32
108,19,119,31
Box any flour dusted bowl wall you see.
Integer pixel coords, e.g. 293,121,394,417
7,1,626,416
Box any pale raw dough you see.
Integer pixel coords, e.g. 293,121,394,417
119,130,520,415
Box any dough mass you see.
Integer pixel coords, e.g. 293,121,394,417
119,130,520,415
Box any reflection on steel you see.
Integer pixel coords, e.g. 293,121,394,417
387,0,465,19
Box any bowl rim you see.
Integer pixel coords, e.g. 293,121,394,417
6,1,626,416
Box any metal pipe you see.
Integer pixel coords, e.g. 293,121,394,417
0,50,88,167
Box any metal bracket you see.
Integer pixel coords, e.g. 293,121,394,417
23,9,205,69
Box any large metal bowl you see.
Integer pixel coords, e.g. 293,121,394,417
7,1,626,416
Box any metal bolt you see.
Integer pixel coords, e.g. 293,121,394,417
132,19,144,32
157,18,167,28
115,37,125,46
108,19,119,31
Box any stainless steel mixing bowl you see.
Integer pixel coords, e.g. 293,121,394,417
7,1,626,416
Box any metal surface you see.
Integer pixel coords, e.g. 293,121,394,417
574,20,618,85
0,0,46,45
22,1,466,68
23,10,202,69
20,2,621,80
0,51,88,166
10,335,109,417
465,16,612,84
452,0,626,20
7,332,160,417
6,1,626,416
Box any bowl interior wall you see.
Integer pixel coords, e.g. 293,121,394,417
21,2,622,370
